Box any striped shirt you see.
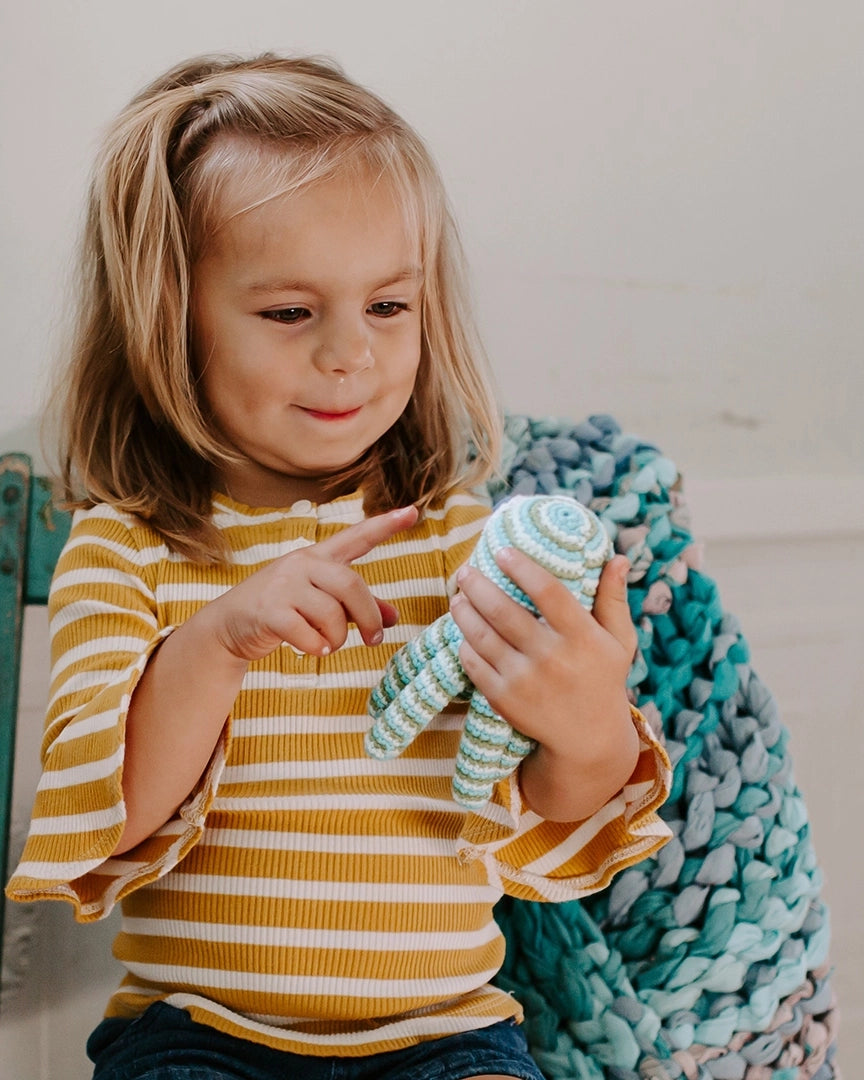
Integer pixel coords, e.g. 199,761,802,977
7,488,671,1055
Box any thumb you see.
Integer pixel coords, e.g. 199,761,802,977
591,556,637,657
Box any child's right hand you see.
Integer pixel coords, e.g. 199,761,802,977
204,505,419,663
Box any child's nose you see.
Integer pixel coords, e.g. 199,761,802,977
313,320,373,375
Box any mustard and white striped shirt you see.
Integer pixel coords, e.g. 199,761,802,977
7,489,671,1055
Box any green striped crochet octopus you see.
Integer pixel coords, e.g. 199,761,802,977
365,494,613,808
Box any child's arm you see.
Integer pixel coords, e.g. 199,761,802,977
449,547,639,822
113,506,418,854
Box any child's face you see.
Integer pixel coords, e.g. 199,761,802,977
190,165,423,507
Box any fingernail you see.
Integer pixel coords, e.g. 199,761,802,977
496,546,515,564
320,645,331,656
370,629,384,645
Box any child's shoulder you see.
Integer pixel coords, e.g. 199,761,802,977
65,500,171,562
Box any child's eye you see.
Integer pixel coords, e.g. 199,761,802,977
368,301,408,318
262,307,309,324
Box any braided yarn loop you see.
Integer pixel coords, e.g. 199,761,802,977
490,415,838,1080
366,495,613,808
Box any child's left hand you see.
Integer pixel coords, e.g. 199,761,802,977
449,547,640,821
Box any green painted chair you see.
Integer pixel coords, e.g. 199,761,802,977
0,454,71,959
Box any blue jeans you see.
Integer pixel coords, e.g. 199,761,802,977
87,1001,546,1080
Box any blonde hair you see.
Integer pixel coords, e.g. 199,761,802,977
52,52,501,562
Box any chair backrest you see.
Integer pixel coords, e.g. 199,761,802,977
0,454,71,950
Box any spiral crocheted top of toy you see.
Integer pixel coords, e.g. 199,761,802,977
468,494,613,613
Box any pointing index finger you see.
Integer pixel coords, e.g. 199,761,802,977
321,505,419,564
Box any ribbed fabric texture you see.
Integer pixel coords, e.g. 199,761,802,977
6,487,671,1056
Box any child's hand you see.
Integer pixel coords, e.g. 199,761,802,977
449,548,639,818
206,506,419,663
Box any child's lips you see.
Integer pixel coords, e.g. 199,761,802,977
300,404,363,421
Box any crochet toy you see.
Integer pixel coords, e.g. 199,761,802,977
490,415,838,1080
365,494,613,809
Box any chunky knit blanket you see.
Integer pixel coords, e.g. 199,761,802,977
490,415,838,1080
366,495,613,808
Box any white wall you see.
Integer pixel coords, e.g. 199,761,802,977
2,2,862,526
2,2,862,1077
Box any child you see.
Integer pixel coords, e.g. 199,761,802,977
6,53,672,1080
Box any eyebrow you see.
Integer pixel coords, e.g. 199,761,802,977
244,266,423,296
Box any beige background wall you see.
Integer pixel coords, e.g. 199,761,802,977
1,2,861,1077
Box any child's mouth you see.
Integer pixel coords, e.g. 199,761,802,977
301,406,363,422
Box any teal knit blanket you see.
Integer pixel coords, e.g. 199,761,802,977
490,415,837,1080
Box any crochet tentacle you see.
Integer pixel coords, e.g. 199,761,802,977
452,690,536,809
365,615,470,759
367,612,445,717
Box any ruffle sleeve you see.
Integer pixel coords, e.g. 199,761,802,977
456,705,672,903
5,506,229,922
